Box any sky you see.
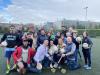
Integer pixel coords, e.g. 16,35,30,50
0,0,100,24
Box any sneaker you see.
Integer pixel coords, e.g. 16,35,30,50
7,64,10,70
83,65,88,68
10,64,17,71
6,69,10,74
86,67,92,70
17,68,20,73
6,64,10,74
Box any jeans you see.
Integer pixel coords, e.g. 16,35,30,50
66,59,80,70
42,57,51,68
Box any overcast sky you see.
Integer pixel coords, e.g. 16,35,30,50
0,0,100,24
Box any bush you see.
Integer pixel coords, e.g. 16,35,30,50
77,29,100,37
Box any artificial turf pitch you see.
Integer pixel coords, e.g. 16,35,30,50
0,38,100,75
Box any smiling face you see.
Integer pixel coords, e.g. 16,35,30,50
83,32,88,38
50,40,54,46
44,40,49,46
67,37,72,44
58,38,63,45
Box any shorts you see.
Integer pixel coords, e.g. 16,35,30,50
17,61,27,69
5,48,15,59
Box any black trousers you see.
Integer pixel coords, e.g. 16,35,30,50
82,48,91,67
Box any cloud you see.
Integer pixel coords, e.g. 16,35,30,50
1,0,100,24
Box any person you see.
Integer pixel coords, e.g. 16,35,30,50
48,40,58,56
0,25,20,74
34,39,52,70
32,32,37,49
37,29,48,47
13,39,36,75
61,34,67,44
16,25,24,46
26,32,34,48
53,38,66,66
65,27,74,38
61,26,66,37
82,31,93,70
62,37,80,70
72,30,81,63
47,32,51,47
54,32,61,45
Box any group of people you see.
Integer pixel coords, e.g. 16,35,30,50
0,25,93,75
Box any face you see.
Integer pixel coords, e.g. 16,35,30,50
47,32,51,36
44,40,49,46
41,30,45,35
62,27,66,31
67,37,72,44
23,41,28,47
28,26,34,32
34,33,37,37
83,32,87,37
66,32,71,37
61,35,64,39
50,41,54,46
68,27,73,32
9,26,16,33
57,32,60,36
58,38,63,45
73,32,77,37
17,26,23,31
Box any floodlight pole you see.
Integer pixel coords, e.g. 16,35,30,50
84,6,88,31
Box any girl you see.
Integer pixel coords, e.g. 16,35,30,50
82,31,93,70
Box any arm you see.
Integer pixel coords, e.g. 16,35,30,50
88,37,93,48
27,48,36,64
37,36,40,47
13,47,22,64
0,34,7,43
66,44,76,56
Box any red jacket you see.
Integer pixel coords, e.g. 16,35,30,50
13,47,36,64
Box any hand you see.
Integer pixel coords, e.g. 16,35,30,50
17,58,22,62
48,57,52,61
62,54,66,57
28,64,31,68
15,46,17,48
0,44,2,47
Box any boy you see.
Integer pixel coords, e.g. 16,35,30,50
0,25,20,74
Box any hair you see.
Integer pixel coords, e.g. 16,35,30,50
83,31,88,36
9,25,15,28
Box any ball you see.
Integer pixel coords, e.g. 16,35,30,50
36,63,42,70
49,50,53,55
83,43,89,49
51,68,56,73
1,41,7,47
61,68,66,74
60,48,65,54
76,37,82,42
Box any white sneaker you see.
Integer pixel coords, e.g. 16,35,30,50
86,67,92,70
83,65,88,68
17,69,20,72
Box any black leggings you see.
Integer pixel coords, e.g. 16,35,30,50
82,49,91,67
